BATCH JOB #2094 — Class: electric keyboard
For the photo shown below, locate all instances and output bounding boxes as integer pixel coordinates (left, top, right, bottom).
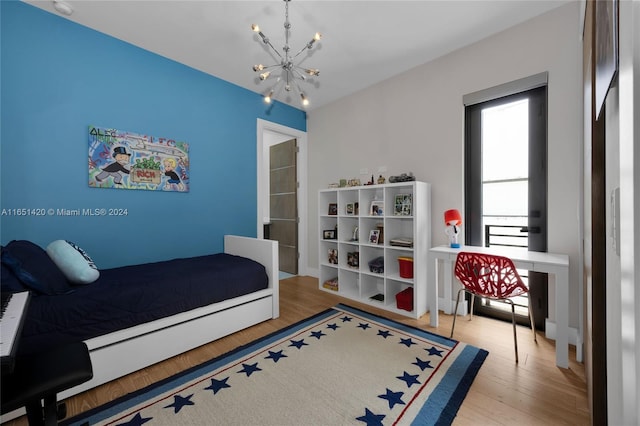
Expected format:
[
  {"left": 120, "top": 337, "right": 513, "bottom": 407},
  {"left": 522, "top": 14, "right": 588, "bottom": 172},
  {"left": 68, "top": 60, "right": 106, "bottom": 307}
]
[{"left": 0, "top": 291, "right": 30, "bottom": 373}]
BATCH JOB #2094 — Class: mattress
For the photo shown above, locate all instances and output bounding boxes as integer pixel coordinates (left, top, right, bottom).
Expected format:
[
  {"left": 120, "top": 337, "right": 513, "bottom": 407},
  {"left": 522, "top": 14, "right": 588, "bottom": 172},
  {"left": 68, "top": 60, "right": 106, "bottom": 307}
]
[{"left": 18, "top": 253, "right": 268, "bottom": 355}]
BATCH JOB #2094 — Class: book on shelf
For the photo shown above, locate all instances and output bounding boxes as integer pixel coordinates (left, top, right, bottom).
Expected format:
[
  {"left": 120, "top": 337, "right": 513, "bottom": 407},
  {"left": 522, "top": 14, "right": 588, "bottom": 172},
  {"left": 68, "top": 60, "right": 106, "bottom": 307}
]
[
  {"left": 390, "top": 237, "right": 414, "bottom": 248},
  {"left": 322, "top": 277, "right": 339, "bottom": 291}
]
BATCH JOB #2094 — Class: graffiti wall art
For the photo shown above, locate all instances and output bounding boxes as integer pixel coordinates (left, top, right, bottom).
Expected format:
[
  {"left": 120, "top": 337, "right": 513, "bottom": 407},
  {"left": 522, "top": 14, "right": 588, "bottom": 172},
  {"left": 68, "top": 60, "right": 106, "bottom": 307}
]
[{"left": 88, "top": 126, "right": 190, "bottom": 192}]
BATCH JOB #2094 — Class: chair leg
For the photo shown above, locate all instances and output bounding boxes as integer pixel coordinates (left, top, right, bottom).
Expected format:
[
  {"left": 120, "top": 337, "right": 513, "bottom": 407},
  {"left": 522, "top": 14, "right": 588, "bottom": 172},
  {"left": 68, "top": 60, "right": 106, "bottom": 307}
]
[
  {"left": 450, "top": 288, "right": 466, "bottom": 338},
  {"left": 469, "top": 294, "right": 476, "bottom": 320},
  {"left": 508, "top": 299, "right": 519, "bottom": 363}
]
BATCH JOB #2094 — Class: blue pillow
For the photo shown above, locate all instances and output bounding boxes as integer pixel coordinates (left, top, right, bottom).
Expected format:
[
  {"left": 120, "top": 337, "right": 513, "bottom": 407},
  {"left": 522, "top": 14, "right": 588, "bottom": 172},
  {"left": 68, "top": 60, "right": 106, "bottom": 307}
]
[
  {"left": 46, "top": 240, "right": 100, "bottom": 284},
  {"left": 0, "top": 252, "right": 25, "bottom": 293},
  {"left": 3, "top": 240, "right": 72, "bottom": 295}
]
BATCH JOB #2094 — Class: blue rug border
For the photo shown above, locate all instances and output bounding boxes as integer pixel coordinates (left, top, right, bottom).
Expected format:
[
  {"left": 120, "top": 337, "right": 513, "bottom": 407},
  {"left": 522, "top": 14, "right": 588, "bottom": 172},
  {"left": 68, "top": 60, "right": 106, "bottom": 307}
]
[{"left": 61, "top": 303, "right": 489, "bottom": 426}]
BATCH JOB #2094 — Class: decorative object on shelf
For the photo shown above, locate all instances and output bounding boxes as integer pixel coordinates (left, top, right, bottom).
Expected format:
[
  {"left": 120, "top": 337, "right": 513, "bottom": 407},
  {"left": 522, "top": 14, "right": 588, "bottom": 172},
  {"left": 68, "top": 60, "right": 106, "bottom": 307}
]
[
  {"left": 388, "top": 172, "right": 415, "bottom": 183},
  {"left": 328, "top": 183, "right": 339, "bottom": 189},
  {"left": 322, "top": 277, "right": 338, "bottom": 291},
  {"left": 364, "top": 174, "right": 375, "bottom": 185},
  {"left": 348, "top": 178, "right": 361, "bottom": 187},
  {"left": 328, "top": 249, "right": 338, "bottom": 264},
  {"left": 376, "top": 222, "right": 384, "bottom": 244},
  {"left": 394, "top": 194, "right": 412, "bottom": 216},
  {"left": 350, "top": 226, "right": 359, "bottom": 242},
  {"left": 368, "top": 256, "right": 385, "bottom": 274},
  {"left": 370, "top": 201, "right": 384, "bottom": 216},
  {"left": 368, "top": 229, "right": 380, "bottom": 245},
  {"left": 328, "top": 203, "right": 338, "bottom": 215},
  {"left": 370, "top": 293, "right": 384, "bottom": 302},
  {"left": 444, "top": 209, "right": 463, "bottom": 248},
  {"left": 398, "top": 257, "right": 414, "bottom": 279},
  {"left": 395, "top": 287, "right": 414, "bottom": 311},
  {"left": 377, "top": 175, "right": 386, "bottom": 184},
  {"left": 354, "top": 202, "right": 359, "bottom": 215},
  {"left": 323, "top": 229, "right": 336, "bottom": 240},
  {"left": 250, "top": 0, "right": 322, "bottom": 107},
  {"left": 347, "top": 251, "right": 359, "bottom": 268},
  {"left": 339, "top": 179, "right": 347, "bottom": 188}
]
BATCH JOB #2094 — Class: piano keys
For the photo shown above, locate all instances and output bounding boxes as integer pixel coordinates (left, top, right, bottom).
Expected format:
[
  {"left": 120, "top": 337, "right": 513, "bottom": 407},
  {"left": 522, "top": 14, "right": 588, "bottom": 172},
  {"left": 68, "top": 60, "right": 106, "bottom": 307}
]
[{"left": 1, "top": 291, "right": 30, "bottom": 373}]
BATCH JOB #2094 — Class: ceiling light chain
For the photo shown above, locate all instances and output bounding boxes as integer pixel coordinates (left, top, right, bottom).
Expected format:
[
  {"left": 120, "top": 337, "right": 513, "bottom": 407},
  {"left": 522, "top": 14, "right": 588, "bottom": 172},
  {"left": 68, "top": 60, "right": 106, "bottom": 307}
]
[{"left": 251, "top": 0, "right": 321, "bottom": 107}]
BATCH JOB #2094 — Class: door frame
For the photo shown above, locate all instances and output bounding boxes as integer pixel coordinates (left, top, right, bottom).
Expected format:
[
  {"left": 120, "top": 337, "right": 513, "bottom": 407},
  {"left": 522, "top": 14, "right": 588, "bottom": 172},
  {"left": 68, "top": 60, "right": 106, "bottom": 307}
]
[{"left": 256, "top": 118, "right": 308, "bottom": 276}]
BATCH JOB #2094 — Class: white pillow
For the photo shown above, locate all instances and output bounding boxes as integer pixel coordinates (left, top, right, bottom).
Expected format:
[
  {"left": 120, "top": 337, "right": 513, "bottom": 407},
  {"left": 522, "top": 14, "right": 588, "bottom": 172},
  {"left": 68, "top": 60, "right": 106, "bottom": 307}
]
[{"left": 46, "top": 240, "right": 99, "bottom": 284}]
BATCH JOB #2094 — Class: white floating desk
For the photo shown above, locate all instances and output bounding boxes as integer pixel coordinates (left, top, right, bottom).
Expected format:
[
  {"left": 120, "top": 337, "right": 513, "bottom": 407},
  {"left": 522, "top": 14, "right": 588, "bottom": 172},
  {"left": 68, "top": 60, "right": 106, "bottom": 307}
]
[{"left": 427, "top": 245, "right": 571, "bottom": 369}]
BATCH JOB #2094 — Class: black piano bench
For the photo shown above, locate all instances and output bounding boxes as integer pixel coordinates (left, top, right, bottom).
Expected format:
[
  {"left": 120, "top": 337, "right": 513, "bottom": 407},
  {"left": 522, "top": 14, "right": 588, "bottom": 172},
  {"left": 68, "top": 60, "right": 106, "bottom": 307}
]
[{"left": 1, "top": 341, "right": 93, "bottom": 426}]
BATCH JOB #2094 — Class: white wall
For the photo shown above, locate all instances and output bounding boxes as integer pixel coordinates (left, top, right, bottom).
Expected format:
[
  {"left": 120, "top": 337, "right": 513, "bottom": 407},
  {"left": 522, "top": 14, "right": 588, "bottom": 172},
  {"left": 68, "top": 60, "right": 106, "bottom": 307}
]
[{"left": 307, "top": 3, "right": 583, "bottom": 331}]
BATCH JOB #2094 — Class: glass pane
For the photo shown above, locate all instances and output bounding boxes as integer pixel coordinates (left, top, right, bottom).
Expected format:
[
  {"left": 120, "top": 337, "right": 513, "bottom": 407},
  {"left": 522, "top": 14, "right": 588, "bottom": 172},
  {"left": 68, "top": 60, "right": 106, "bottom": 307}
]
[
  {"left": 481, "top": 99, "right": 529, "bottom": 182},
  {"left": 482, "top": 180, "right": 528, "bottom": 216}
]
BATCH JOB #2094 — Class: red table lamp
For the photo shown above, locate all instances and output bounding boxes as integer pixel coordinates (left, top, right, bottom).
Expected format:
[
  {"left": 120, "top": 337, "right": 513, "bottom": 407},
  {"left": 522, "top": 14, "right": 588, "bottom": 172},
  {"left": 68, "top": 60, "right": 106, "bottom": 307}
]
[{"left": 444, "top": 209, "right": 462, "bottom": 248}]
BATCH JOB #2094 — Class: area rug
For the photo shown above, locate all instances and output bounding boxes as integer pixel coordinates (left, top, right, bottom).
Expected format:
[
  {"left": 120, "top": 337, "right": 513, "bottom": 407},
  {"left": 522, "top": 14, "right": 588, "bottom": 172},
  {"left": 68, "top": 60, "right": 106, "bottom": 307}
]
[{"left": 62, "top": 304, "right": 488, "bottom": 426}]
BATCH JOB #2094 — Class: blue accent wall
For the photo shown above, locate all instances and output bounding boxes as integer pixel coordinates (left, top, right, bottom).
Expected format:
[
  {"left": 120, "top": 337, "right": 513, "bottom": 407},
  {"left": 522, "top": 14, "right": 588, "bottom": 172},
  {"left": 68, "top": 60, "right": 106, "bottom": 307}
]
[{"left": 0, "top": 1, "right": 306, "bottom": 268}]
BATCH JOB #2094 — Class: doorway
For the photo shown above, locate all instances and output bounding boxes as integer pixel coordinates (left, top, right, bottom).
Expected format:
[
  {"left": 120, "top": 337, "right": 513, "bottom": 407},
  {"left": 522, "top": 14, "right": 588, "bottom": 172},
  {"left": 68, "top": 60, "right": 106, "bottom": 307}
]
[
  {"left": 464, "top": 80, "right": 548, "bottom": 330},
  {"left": 268, "top": 139, "right": 298, "bottom": 275},
  {"left": 256, "top": 119, "right": 308, "bottom": 277}
]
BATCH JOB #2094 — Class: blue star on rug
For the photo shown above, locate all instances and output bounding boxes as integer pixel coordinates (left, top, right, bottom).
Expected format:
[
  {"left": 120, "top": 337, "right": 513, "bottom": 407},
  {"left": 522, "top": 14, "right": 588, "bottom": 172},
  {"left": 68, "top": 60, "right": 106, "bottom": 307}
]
[
  {"left": 426, "top": 346, "right": 444, "bottom": 357},
  {"left": 377, "top": 388, "right": 406, "bottom": 409},
  {"left": 327, "top": 323, "right": 340, "bottom": 330},
  {"left": 357, "top": 323, "right": 371, "bottom": 330},
  {"left": 204, "top": 377, "right": 230, "bottom": 394},
  {"left": 340, "top": 315, "right": 352, "bottom": 322},
  {"left": 163, "top": 394, "right": 194, "bottom": 413},
  {"left": 310, "top": 330, "right": 326, "bottom": 339},
  {"left": 237, "top": 362, "right": 262, "bottom": 377},
  {"left": 412, "top": 357, "right": 434, "bottom": 371},
  {"left": 377, "top": 329, "right": 393, "bottom": 339},
  {"left": 265, "top": 349, "right": 288, "bottom": 363},
  {"left": 356, "top": 408, "right": 385, "bottom": 425},
  {"left": 396, "top": 371, "right": 421, "bottom": 388},
  {"left": 399, "top": 337, "right": 417, "bottom": 347},
  {"left": 116, "top": 412, "right": 152, "bottom": 426},
  {"left": 289, "top": 339, "right": 308, "bottom": 349}
]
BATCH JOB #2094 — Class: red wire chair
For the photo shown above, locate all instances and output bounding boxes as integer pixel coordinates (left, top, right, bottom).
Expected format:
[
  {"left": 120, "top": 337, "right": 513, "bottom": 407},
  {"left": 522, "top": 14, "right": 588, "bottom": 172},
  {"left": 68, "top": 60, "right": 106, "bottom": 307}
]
[{"left": 450, "top": 251, "right": 537, "bottom": 363}]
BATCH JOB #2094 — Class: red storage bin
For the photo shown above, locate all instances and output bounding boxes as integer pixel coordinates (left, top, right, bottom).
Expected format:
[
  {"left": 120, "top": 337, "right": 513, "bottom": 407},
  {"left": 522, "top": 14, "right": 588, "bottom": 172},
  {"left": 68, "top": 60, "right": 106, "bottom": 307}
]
[
  {"left": 398, "top": 257, "right": 413, "bottom": 278},
  {"left": 395, "top": 287, "right": 413, "bottom": 311}
]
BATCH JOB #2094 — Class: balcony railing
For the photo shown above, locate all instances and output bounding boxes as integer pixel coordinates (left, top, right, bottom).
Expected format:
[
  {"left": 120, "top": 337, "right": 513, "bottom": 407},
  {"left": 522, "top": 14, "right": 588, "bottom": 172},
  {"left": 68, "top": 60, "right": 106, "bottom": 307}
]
[{"left": 479, "top": 221, "right": 530, "bottom": 317}]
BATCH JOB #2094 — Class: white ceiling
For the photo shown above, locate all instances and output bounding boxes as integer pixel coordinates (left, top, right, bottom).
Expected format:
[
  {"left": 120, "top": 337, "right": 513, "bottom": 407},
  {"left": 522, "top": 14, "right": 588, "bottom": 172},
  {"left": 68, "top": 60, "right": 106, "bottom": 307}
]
[{"left": 24, "top": 0, "right": 571, "bottom": 110}]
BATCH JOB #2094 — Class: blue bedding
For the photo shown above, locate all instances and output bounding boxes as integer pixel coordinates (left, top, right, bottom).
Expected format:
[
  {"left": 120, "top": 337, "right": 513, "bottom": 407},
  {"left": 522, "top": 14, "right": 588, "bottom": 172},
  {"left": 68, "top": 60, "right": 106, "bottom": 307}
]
[{"left": 15, "top": 253, "right": 269, "bottom": 355}]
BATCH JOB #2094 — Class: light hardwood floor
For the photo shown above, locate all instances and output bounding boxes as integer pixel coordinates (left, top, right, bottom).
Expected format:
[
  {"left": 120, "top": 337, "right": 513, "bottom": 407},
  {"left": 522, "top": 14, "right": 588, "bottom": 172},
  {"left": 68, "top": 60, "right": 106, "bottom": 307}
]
[{"left": 4, "top": 276, "right": 590, "bottom": 425}]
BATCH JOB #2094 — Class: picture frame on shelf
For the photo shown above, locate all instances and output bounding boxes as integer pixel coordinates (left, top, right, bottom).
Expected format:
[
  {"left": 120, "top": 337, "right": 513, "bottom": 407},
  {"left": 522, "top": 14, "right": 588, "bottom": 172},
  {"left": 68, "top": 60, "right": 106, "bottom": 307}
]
[
  {"left": 328, "top": 249, "right": 338, "bottom": 264},
  {"left": 347, "top": 251, "right": 359, "bottom": 268},
  {"left": 394, "top": 194, "right": 412, "bottom": 216},
  {"left": 369, "top": 229, "right": 380, "bottom": 244},
  {"left": 323, "top": 229, "right": 337, "bottom": 240},
  {"left": 345, "top": 203, "right": 355, "bottom": 215},
  {"left": 370, "top": 201, "right": 384, "bottom": 216},
  {"left": 328, "top": 203, "right": 338, "bottom": 215}
]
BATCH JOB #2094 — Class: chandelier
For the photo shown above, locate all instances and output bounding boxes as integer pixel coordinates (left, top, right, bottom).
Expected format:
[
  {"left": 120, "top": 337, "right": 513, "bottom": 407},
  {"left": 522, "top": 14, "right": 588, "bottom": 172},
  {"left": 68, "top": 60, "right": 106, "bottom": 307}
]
[{"left": 251, "top": 0, "right": 322, "bottom": 107}]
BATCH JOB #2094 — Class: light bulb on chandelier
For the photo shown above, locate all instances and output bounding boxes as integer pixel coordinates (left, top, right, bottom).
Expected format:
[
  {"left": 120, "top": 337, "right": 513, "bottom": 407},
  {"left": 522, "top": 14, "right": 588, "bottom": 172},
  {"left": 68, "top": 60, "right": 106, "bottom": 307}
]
[{"left": 250, "top": 0, "right": 322, "bottom": 108}]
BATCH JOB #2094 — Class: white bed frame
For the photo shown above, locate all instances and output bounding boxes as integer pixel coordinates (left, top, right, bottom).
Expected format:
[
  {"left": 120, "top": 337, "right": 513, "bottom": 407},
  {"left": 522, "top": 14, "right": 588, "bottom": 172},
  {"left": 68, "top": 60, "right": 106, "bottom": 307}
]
[{"left": 2, "top": 235, "right": 278, "bottom": 422}]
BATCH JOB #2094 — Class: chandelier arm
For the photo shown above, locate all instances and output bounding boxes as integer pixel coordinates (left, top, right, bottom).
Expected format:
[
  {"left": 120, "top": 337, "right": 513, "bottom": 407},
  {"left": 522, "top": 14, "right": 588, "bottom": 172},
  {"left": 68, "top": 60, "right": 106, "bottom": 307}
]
[
  {"left": 291, "top": 67, "right": 308, "bottom": 81},
  {"left": 260, "top": 37, "right": 284, "bottom": 61},
  {"left": 293, "top": 45, "right": 310, "bottom": 59}
]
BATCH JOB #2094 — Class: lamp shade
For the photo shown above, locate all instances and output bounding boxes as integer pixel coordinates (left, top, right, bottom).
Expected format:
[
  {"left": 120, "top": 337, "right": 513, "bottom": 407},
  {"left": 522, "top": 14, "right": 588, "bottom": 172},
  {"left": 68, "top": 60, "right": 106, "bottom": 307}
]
[{"left": 444, "top": 209, "right": 462, "bottom": 226}]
